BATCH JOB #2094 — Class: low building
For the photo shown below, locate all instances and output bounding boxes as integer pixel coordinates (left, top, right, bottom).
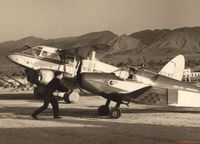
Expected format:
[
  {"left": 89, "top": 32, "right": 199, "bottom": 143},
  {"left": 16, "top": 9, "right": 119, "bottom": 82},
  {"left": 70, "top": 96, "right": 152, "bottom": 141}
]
[{"left": 182, "top": 68, "right": 200, "bottom": 83}]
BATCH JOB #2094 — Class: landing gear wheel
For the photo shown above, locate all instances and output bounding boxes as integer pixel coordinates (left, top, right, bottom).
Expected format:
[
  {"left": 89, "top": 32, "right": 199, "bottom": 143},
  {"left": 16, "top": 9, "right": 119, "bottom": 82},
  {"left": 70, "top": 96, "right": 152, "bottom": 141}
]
[
  {"left": 110, "top": 107, "right": 121, "bottom": 119},
  {"left": 98, "top": 105, "right": 110, "bottom": 116}
]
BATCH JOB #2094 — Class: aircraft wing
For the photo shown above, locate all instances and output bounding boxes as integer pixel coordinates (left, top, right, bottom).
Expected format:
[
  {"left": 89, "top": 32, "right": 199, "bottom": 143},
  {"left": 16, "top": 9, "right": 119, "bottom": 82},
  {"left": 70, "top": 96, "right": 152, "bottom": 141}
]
[
  {"left": 117, "top": 86, "right": 168, "bottom": 105},
  {"left": 59, "top": 44, "right": 110, "bottom": 59}
]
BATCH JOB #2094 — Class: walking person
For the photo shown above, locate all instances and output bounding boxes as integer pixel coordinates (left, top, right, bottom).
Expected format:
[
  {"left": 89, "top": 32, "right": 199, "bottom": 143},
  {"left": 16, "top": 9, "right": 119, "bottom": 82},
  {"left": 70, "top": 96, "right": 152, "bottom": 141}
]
[{"left": 31, "top": 71, "right": 67, "bottom": 120}]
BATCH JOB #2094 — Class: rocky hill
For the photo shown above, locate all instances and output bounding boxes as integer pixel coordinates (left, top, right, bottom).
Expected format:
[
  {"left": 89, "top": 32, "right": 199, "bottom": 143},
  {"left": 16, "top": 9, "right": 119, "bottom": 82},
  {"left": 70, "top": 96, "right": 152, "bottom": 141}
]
[
  {"left": 1, "top": 27, "right": 200, "bottom": 74},
  {"left": 103, "top": 27, "right": 200, "bottom": 68}
]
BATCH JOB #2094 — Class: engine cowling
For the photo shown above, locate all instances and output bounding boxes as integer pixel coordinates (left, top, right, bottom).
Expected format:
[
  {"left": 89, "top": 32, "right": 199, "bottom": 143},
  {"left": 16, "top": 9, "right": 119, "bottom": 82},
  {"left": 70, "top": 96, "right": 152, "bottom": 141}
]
[
  {"left": 25, "top": 69, "right": 40, "bottom": 85},
  {"left": 25, "top": 68, "right": 55, "bottom": 85}
]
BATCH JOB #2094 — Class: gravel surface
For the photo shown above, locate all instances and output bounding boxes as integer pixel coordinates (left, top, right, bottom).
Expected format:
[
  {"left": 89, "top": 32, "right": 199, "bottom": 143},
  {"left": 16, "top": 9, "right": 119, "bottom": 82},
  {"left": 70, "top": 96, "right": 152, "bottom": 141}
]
[{"left": 0, "top": 92, "right": 200, "bottom": 144}]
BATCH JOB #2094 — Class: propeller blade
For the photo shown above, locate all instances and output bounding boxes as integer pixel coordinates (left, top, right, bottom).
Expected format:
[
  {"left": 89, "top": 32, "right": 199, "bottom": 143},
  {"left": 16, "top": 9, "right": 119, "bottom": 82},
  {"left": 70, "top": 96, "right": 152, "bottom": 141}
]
[
  {"left": 71, "top": 59, "right": 83, "bottom": 91},
  {"left": 25, "top": 45, "right": 31, "bottom": 49},
  {"left": 76, "top": 58, "right": 82, "bottom": 77}
]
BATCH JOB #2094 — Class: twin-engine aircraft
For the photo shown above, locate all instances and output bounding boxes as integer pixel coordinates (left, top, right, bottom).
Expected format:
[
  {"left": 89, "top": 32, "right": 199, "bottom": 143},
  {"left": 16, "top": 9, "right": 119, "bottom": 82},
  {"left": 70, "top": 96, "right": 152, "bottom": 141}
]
[
  {"left": 8, "top": 45, "right": 118, "bottom": 102},
  {"left": 70, "top": 55, "right": 200, "bottom": 118}
]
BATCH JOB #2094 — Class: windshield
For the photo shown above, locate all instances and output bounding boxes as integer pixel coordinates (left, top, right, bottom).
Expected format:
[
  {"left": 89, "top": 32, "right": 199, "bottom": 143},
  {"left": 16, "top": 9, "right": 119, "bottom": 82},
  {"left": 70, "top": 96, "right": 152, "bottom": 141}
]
[
  {"left": 114, "top": 66, "right": 137, "bottom": 80},
  {"left": 23, "top": 46, "right": 42, "bottom": 56}
]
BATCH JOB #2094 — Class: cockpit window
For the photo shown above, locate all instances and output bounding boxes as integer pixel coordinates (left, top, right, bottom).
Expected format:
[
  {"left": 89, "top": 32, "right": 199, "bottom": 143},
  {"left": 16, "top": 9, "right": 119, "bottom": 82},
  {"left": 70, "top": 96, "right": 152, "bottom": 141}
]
[
  {"left": 23, "top": 46, "right": 42, "bottom": 56},
  {"left": 113, "top": 67, "right": 129, "bottom": 79},
  {"left": 114, "top": 67, "right": 137, "bottom": 80},
  {"left": 128, "top": 67, "right": 137, "bottom": 79}
]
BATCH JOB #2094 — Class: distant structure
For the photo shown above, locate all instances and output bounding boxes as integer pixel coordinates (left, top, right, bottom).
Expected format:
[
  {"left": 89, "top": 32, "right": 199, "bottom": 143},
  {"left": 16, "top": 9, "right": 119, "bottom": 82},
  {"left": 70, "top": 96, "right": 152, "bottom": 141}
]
[{"left": 182, "top": 68, "right": 200, "bottom": 83}]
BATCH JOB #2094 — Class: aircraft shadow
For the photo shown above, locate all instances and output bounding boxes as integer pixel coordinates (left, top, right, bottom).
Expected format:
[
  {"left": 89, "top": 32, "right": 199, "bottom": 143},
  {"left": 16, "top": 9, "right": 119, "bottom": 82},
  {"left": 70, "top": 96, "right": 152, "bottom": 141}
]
[{"left": 122, "top": 107, "right": 200, "bottom": 114}]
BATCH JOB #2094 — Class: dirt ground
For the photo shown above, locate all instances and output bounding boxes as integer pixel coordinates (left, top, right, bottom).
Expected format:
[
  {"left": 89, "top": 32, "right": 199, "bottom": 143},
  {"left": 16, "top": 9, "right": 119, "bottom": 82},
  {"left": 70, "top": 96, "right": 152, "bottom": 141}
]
[{"left": 0, "top": 92, "right": 200, "bottom": 144}]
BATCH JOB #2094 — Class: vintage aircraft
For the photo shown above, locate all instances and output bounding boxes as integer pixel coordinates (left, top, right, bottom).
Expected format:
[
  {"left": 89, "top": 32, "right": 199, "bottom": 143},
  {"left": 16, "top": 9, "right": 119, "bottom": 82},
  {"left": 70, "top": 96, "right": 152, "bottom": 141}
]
[
  {"left": 70, "top": 54, "right": 200, "bottom": 118},
  {"left": 7, "top": 45, "right": 118, "bottom": 102}
]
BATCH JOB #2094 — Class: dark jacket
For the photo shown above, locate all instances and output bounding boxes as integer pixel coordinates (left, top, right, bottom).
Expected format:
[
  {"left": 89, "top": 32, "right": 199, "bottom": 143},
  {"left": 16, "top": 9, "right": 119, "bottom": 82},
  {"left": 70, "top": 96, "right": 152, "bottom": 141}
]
[{"left": 47, "top": 78, "right": 67, "bottom": 92}]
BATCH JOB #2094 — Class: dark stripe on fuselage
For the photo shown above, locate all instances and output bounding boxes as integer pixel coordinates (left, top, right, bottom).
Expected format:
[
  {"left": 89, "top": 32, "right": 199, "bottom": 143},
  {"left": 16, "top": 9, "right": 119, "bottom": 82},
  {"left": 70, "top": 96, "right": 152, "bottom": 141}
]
[
  {"left": 13, "top": 52, "right": 65, "bottom": 65},
  {"left": 136, "top": 69, "right": 200, "bottom": 93},
  {"left": 155, "top": 74, "right": 200, "bottom": 93}
]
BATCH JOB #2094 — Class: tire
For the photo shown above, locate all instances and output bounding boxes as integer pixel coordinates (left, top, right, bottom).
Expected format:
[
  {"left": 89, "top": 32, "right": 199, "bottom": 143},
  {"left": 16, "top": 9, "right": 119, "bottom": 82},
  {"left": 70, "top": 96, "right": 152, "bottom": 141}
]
[
  {"left": 98, "top": 105, "right": 110, "bottom": 116},
  {"left": 110, "top": 107, "right": 121, "bottom": 119}
]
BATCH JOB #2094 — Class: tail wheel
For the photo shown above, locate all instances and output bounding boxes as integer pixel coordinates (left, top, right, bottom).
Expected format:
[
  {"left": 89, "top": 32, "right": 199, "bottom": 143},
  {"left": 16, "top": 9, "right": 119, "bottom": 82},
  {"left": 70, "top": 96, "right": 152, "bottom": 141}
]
[
  {"left": 98, "top": 105, "right": 110, "bottom": 116},
  {"left": 110, "top": 107, "right": 121, "bottom": 119}
]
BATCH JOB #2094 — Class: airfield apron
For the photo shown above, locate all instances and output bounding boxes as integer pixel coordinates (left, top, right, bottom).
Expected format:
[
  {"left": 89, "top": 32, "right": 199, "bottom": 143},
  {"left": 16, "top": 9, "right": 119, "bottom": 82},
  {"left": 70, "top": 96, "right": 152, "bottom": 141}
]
[{"left": 32, "top": 89, "right": 59, "bottom": 117}]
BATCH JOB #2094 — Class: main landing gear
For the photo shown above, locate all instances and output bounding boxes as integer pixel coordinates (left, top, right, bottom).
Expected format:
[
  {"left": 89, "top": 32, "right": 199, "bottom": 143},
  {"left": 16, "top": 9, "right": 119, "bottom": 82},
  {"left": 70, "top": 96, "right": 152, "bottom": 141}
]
[{"left": 98, "top": 100, "right": 122, "bottom": 119}]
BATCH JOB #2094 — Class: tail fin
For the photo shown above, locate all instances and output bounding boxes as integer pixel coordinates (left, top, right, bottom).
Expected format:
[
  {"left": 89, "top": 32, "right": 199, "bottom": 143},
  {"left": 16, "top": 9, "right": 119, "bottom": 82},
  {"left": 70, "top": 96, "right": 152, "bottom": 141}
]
[{"left": 159, "top": 55, "right": 185, "bottom": 81}]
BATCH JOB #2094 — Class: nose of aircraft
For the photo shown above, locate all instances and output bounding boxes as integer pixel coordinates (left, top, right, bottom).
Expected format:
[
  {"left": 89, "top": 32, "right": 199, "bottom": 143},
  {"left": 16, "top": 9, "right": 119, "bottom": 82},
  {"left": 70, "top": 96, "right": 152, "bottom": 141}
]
[
  {"left": 78, "top": 73, "right": 99, "bottom": 93},
  {"left": 7, "top": 54, "right": 16, "bottom": 62},
  {"left": 79, "top": 73, "right": 106, "bottom": 91},
  {"left": 7, "top": 54, "right": 22, "bottom": 65},
  {"left": 78, "top": 73, "right": 95, "bottom": 88}
]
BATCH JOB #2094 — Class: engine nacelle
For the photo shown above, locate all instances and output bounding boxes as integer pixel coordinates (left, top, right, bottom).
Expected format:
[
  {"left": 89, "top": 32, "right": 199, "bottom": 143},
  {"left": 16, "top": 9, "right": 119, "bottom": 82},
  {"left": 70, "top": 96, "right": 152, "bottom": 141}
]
[
  {"left": 25, "top": 68, "right": 55, "bottom": 85},
  {"left": 25, "top": 69, "right": 39, "bottom": 85}
]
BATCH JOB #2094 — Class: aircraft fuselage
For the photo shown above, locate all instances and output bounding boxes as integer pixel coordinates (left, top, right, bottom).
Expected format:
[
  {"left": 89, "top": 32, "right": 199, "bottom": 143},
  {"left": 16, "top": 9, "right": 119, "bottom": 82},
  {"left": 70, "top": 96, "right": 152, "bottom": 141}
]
[{"left": 80, "top": 70, "right": 200, "bottom": 107}]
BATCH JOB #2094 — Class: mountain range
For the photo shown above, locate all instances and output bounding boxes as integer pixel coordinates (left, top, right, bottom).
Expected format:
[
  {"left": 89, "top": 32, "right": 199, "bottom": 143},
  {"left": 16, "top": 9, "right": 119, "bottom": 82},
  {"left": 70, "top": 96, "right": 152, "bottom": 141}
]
[{"left": 1, "top": 27, "right": 200, "bottom": 74}]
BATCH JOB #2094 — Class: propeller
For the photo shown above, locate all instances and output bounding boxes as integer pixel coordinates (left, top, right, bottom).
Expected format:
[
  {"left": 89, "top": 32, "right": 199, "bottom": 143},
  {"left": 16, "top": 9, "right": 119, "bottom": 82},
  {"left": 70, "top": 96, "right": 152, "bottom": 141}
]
[
  {"left": 25, "top": 45, "right": 31, "bottom": 49},
  {"left": 76, "top": 58, "right": 82, "bottom": 80},
  {"left": 70, "top": 58, "right": 83, "bottom": 92},
  {"left": 62, "top": 58, "right": 83, "bottom": 103}
]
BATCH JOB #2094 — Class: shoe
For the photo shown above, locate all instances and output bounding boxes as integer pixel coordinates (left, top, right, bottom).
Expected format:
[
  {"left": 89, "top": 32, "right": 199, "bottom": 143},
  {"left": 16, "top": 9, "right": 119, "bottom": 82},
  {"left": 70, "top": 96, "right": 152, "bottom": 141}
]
[
  {"left": 31, "top": 114, "right": 39, "bottom": 120},
  {"left": 54, "top": 116, "right": 62, "bottom": 119}
]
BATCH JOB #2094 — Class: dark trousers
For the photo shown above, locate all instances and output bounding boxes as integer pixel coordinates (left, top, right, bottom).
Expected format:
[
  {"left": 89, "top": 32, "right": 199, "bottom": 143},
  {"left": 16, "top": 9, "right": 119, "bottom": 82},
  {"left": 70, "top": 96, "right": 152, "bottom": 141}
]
[{"left": 32, "top": 90, "right": 59, "bottom": 117}]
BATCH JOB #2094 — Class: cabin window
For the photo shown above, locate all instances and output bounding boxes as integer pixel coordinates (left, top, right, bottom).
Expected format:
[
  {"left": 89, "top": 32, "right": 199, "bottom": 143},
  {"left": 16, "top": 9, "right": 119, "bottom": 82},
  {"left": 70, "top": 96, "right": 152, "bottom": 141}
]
[
  {"left": 64, "top": 57, "right": 74, "bottom": 64},
  {"left": 41, "top": 51, "right": 61, "bottom": 61},
  {"left": 34, "top": 47, "right": 42, "bottom": 56}
]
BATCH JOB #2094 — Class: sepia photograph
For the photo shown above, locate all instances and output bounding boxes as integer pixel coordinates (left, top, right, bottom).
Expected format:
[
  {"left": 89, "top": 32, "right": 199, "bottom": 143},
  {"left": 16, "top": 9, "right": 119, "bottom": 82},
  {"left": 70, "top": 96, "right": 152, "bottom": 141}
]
[{"left": 1, "top": 0, "right": 200, "bottom": 143}]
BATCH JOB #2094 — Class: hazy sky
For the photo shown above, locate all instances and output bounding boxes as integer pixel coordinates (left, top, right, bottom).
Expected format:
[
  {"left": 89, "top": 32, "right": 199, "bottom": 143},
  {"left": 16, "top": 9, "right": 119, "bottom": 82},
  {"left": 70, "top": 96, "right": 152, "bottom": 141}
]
[{"left": 0, "top": 0, "right": 200, "bottom": 42}]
